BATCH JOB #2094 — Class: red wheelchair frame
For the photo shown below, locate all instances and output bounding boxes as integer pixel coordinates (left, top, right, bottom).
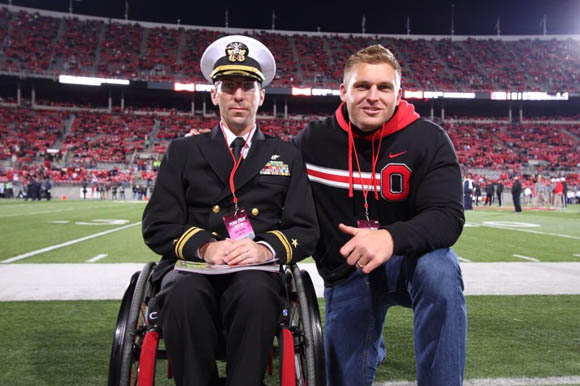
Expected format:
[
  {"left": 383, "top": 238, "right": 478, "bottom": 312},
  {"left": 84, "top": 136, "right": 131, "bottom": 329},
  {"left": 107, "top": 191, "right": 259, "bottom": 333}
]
[{"left": 107, "top": 262, "right": 324, "bottom": 386}]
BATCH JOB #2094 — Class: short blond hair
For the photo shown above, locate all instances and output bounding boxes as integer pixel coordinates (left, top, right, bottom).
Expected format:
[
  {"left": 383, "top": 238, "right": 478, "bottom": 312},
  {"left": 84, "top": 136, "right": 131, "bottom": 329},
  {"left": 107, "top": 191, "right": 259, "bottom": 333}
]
[{"left": 343, "top": 45, "right": 402, "bottom": 86}]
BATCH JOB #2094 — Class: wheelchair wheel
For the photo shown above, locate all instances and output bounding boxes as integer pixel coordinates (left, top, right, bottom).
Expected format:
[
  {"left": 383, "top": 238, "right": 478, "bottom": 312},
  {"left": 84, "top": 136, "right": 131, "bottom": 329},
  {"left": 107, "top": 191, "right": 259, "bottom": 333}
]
[
  {"left": 108, "top": 262, "right": 156, "bottom": 386},
  {"left": 108, "top": 271, "right": 139, "bottom": 386},
  {"left": 285, "top": 265, "right": 325, "bottom": 386}
]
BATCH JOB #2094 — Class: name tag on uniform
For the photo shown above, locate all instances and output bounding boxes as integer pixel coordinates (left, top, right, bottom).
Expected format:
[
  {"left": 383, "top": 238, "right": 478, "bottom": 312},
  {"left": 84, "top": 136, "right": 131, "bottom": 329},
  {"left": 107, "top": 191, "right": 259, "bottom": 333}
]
[
  {"left": 223, "top": 209, "right": 255, "bottom": 240},
  {"left": 357, "top": 219, "right": 380, "bottom": 229}
]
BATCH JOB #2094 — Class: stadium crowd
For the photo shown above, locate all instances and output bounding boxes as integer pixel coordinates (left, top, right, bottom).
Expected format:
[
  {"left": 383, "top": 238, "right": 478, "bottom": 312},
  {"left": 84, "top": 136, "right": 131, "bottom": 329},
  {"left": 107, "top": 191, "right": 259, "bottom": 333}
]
[
  {"left": 1, "top": 7, "right": 580, "bottom": 91},
  {"left": 1, "top": 104, "right": 579, "bottom": 204},
  {"left": 0, "top": 6, "right": 579, "bottom": 206}
]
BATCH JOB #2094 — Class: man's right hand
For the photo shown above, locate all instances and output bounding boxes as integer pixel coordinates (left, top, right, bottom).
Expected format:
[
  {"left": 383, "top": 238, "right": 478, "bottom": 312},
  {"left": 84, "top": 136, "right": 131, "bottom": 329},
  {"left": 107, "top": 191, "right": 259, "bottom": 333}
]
[
  {"left": 338, "top": 223, "right": 394, "bottom": 274},
  {"left": 199, "top": 239, "right": 234, "bottom": 264}
]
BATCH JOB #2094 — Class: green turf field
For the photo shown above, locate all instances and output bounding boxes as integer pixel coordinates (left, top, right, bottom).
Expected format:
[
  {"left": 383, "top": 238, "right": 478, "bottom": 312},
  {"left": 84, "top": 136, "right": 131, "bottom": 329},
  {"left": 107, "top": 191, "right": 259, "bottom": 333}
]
[
  {"left": 1, "top": 199, "right": 579, "bottom": 384},
  {"left": 456, "top": 207, "right": 580, "bottom": 263},
  {"left": 1, "top": 200, "right": 579, "bottom": 263},
  {"left": 1, "top": 296, "right": 579, "bottom": 385},
  {"left": 0, "top": 200, "right": 157, "bottom": 263}
]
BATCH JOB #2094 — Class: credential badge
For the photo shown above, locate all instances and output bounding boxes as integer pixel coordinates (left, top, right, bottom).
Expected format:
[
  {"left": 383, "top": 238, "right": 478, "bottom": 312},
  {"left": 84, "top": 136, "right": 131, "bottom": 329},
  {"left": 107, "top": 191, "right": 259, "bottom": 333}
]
[{"left": 226, "top": 42, "right": 248, "bottom": 63}]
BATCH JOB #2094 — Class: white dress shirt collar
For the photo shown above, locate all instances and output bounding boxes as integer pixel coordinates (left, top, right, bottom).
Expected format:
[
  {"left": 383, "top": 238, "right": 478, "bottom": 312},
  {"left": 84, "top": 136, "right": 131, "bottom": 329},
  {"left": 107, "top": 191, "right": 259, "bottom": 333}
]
[{"left": 220, "top": 121, "right": 256, "bottom": 159}]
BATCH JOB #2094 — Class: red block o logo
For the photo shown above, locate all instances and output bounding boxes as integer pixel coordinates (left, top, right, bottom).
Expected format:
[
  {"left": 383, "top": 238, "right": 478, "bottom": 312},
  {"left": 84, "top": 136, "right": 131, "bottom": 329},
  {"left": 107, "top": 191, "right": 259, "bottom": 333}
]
[{"left": 381, "top": 163, "right": 412, "bottom": 201}]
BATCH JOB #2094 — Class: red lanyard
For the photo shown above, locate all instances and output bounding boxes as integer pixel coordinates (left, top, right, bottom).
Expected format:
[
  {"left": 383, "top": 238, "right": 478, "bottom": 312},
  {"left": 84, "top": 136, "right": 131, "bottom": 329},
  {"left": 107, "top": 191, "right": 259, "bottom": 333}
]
[
  {"left": 348, "top": 122, "right": 385, "bottom": 220},
  {"left": 221, "top": 126, "right": 252, "bottom": 210}
]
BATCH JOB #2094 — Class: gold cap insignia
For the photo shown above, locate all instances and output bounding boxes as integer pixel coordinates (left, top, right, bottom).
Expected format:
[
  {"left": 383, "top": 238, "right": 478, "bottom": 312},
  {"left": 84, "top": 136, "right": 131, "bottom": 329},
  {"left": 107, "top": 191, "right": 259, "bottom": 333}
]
[{"left": 226, "top": 42, "right": 248, "bottom": 63}]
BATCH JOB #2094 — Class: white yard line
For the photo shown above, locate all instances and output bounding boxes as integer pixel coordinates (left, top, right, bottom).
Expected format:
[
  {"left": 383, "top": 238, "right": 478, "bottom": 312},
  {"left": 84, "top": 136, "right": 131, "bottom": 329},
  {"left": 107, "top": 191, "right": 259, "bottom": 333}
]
[
  {"left": 0, "top": 203, "right": 62, "bottom": 208},
  {"left": 0, "top": 203, "right": 134, "bottom": 218},
  {"left": 86, "top": 254, "right": 108, "bottom": 263},
  {"left": 573, "top": 254, "right": 580, "bottom": 258},
  {"left": 512, "top": 254, "right": 540, "bottom": 262},
  {"left": 458, "top": 256, "right": 471, "bottom": 262},
  {"left": 0, "top": 222, "right": 141, "bottom": 263},
  {"left": 0, "top": 207, "right": 75, "bottom": 218},
  {"left": 481, "top": 224, "right": 580, "bottom": 240},
  {"left": 376, "top": 375, "right": 580, "bottom": 385}
]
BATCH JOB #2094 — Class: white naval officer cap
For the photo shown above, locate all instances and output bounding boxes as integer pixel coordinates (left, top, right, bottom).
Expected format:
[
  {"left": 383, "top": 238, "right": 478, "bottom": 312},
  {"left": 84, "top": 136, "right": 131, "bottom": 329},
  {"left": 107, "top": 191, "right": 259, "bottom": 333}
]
[{"left": 200, "top": 35, "right": 276, "bottom": 87}]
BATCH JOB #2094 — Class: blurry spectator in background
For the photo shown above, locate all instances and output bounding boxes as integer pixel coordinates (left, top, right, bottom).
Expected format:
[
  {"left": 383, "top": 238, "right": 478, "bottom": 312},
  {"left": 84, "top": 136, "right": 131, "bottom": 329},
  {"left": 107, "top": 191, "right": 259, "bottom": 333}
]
[
  {"left": 549, "top": 178, "right": 556, "bottom": 206},
  {"left": 26, "top": 177, "right": 40, "bottom": 201},
  {"left": 120, "top": 185, "right": 126, "bottom": 200},
  {"left": 10, "top": 153, "right": 18, "bottom": 168},
  {"left": 82, "top": 180, "right": 88, "bottom": 199},
  {"left": 153, "top": 158, "right": 161, "bottom": 171},
  {"left": 554, "top": 178, "right": 563, "bottom": 208},
  {"left": 34, "top": 178, "right": 41, "bottom": 200},
  {"left": 512, "top": 176, "right": 522, "bottom": 213},
  {"left": 111, "top": 185, "right": 118, "bottom": 200},
  {"left": 496, "top": 180, "right": 504, "bottom": 206},
  {"left": 535, "top": 176, "right": 549, "bottom": 207},
  {"left": 43, "top": 179, "right": 52, "bottom": 200},
  {"left": 5, "top": 181, "right": 13, "bottom": 198},
  {"left": 99, "top": 185, "right": 106, "bottom": 200},
  {"left": 17, "top": 183, "right": 26, "bottom": 199},
  {"left": 474, "top": 181, "right": 482, "bottom": 206},
  {"left": 562, "top": 178, "right": 568, "bottom": 208},
  {"left": 463, "top": 173, "right": 474, "bottom": 210},
  {"left": 140, "top": 185, "right": 148, "bottom": 200},
  {"left": 485, "top": 179, "right": 495, "bottom": 206},
  {"left": 566, "top": 188, "right": 574, "bottom": 205}
]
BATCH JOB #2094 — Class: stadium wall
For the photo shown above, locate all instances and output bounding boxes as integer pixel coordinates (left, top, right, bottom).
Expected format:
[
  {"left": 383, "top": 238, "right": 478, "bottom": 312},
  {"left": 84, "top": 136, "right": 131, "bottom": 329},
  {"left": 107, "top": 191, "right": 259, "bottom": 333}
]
[{"left": 49, "top": 185, "right": 132, "bottom": 201}]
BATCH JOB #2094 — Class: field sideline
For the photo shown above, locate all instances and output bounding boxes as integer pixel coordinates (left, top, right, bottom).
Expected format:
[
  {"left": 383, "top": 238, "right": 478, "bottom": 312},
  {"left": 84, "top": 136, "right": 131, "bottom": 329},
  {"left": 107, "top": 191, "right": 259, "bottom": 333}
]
[
  {"left": 1, "top": 199, "right": 579, "bottom": 385},
  {"left": 1, "top": 200, "right": 579, "bottom": 264},
  {"left": 1, "top": 199, "right": 579, "bottom": 299}
]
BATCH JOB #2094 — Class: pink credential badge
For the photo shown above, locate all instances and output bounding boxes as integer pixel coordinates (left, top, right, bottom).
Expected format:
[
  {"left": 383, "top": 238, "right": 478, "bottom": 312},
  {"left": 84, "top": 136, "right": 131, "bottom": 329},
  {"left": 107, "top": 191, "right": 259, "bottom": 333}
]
[
  {"left": 223, "top": 209, "right": 255, "bottom": 240},
  {"left": 357, "top": 219, "right": 380, "bottom": 229}
]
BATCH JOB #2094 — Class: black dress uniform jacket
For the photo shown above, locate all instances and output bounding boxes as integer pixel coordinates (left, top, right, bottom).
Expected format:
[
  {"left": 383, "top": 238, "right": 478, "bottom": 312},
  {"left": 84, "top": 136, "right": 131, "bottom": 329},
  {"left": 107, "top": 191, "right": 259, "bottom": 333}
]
[{"left": 143, "top": 125, "right": 319, "bottom": 282}]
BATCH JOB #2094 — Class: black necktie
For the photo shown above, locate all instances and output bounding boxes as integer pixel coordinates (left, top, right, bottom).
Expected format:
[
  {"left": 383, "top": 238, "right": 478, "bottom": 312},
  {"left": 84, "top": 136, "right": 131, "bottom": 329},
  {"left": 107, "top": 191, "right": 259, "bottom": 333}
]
[{"left": 231, "top": 137, "right": 245, "bottom": 160}]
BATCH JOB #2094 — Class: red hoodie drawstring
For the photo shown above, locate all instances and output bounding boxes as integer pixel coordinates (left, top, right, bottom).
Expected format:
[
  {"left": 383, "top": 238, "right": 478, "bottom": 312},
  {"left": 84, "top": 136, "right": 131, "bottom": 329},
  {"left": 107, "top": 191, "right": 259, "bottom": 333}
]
[
  {"left": 371, "top": 128, "right": 385, "bottom": 200},
  {"left": 348, "top": 119, "right": 387, "bottom": 201},
  {"left": 348, "top": 122, "right": 354, "bottom": 197}
]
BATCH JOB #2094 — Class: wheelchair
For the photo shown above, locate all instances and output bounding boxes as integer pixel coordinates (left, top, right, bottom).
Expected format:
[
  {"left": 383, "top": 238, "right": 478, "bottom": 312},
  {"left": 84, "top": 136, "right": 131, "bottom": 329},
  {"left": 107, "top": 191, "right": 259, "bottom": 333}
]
[{"left": 108, "top": 261, "right": 325, "bottom": 386}]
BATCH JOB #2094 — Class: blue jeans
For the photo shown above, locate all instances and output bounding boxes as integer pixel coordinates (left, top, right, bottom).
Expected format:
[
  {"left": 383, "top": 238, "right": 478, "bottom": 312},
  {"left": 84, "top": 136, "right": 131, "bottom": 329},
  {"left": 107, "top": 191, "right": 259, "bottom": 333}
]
[{"left": 324, "top": 248, "right": 467, "bottom": 386}]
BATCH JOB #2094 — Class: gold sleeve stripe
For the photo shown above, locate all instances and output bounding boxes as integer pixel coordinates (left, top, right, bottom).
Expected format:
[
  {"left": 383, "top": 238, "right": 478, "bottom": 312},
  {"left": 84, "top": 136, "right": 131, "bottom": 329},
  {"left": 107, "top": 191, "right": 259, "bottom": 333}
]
[
  {"left": 175, "top": 227, "right": 203, "bottom": 260},
  {"left": 268, "top": 230, "right": 293, "bottom": 263}
]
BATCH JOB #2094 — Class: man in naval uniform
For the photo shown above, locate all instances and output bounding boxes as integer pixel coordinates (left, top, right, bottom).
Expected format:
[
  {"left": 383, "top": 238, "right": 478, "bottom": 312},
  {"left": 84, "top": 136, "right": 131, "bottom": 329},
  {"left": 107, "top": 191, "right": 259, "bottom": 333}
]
[{"left": 142, "top": 35, "right": 318, "bottom": 386}]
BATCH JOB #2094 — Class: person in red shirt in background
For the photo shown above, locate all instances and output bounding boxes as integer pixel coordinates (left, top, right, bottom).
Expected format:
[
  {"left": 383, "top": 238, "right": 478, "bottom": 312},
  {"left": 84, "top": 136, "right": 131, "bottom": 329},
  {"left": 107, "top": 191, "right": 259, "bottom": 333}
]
[{"left": 554, "top": 178, "right": 564, "bottom": 208}]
